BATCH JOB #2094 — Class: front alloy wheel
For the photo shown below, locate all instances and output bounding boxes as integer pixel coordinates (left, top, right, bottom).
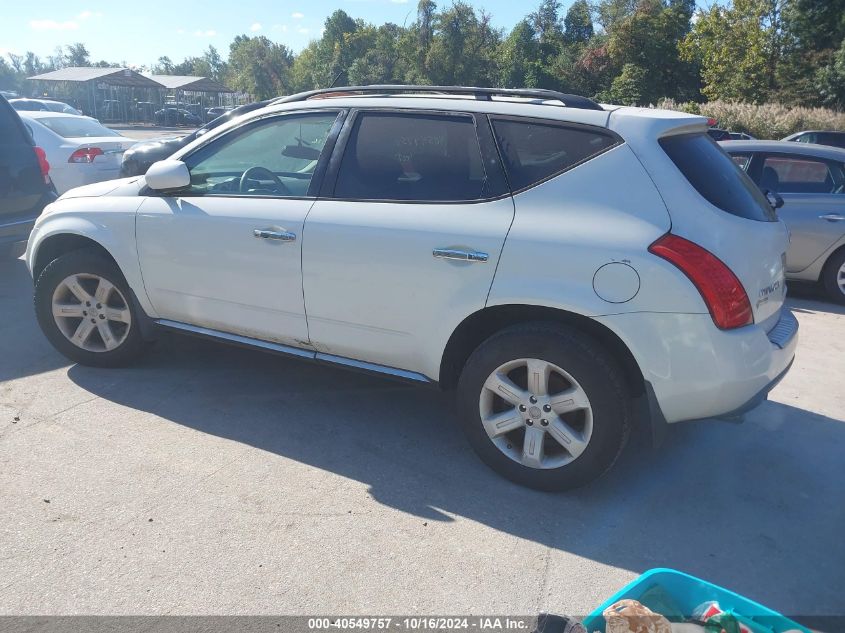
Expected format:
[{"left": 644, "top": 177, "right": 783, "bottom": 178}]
[
  {"left": 51, "top": 273, "right": 132, "bottom": 352},
  {"left": 35, "top": 248, "right": 147, "bottom": 367}
]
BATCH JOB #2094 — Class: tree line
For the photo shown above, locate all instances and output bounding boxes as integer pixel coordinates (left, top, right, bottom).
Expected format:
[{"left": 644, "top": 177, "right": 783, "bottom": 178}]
[{"left": 2, "top": 0, "right": 844, "bottom": 110}]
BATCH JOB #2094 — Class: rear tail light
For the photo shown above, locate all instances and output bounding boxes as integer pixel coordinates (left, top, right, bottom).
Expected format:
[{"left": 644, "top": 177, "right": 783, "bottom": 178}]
[
  {"left": 649, "top": 233, "right": 753, "bottom": 330},
  {"left": 34, "top": 146, "right": 50, "bottom": 183},
  {"left": 707, "top": 117, "right": 718, "bottom": 127},
  {"left": 68, "top": 147, "right": 104, "bottom": 164}
]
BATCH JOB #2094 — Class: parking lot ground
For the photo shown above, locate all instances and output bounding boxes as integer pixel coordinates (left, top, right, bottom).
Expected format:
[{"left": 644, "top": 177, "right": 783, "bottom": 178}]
[{"left": 1, "top": 255, "right": 843, "bottom": 618}]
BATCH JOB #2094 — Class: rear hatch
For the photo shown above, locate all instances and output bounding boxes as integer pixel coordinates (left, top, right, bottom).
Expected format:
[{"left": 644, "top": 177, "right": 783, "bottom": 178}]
[
  {"left": 611, "top": 108, "right": 788, "bottom": 330},
  {"left": 658, "top": 132, "right": 788, "bottom": 329}
]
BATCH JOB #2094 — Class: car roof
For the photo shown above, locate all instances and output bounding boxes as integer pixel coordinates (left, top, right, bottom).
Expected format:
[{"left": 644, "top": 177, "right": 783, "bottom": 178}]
[{"left": 720, "top": 139, "right": 845, "bottom": 160}]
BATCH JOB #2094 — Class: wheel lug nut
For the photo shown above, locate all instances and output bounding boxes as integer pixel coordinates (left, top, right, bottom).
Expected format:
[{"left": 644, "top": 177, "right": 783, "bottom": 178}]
[
  {"left": 543, "top": 404, "right": 552, "bottom": 412},
  {"left": 99, "top": 314, "right": 106, "bottom": 320},
  {"left": 85, "top": 302, "right": 91, "bottom": 307},
  {"left": 526, "top": 420, "right": 534, "bottom": 426},
  {"left": 90, "top": 319, "right": 96, "bottom": 324},
  {"left": 541, "top": 419, "right": 549, "bottom": 426},
  {"left": 96, "top": 303, "right": 102, "bottom": 309},
  {"left": 529, "top": 396, "right": 538, "bottom": 404},
  {"left": 518, "top": 405, "right": 527, "bottom": 412},
  {"left": 83, "top": 311, "right": 88, "bottom": 316}
]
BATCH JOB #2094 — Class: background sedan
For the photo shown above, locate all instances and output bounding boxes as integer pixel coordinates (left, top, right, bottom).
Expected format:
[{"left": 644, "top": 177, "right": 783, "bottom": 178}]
[
  {"left": 723, "top": 140, "right": 845, "bottom": 303},
  {"left": 154, "top": 108, "right": 202, "bottom": 127},
  {"left": 19, "top": 111, "right": 136, "bottom": 194}
]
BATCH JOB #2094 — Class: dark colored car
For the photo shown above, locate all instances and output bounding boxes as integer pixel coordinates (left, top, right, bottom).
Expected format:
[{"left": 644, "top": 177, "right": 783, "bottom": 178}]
[
  {"left": 0, "top": 95, "right": 56, "bottom": 259},
  {"left": 206, "top": 106, "right": 232, "bottom": 120},
  {"left": 706, "top": 128, "right": 731, "bottom": 141},
  {"left": 154, "top": 108, "right": 202, "bottom": 127},
  {"left": 121, "top": 101, "right": 269, "bottom": 177},
  {"left": 783, "top": 130, "right": 845, "bottom": 150}
]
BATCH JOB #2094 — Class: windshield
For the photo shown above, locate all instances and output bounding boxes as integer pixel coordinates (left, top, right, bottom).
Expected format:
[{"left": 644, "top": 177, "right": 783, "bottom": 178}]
[{"left": 37, "top": 116, "right": 121, "bottom": 139}]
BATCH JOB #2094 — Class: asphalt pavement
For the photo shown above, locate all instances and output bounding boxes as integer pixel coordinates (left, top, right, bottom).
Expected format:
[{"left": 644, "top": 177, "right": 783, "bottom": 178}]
[{"left": 1, "top": 255, "right": 843, "bottom": 618}]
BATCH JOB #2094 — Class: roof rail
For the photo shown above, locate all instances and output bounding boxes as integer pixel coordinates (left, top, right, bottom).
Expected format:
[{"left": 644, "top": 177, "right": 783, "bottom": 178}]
[{"left": 270, "top": 85, "right": 604, "bottom": 111}]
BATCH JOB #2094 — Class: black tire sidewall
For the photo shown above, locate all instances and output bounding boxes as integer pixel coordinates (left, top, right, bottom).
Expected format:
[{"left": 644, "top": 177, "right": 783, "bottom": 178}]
[
  {"left": 822, "top": 249, "right": 845, "bottom": 305},
  {"left": 457, "top": 323, "right": 630, "bottom": 491},
  {"left": 35, "top": 250, "right": 145, "bottom": 367}
]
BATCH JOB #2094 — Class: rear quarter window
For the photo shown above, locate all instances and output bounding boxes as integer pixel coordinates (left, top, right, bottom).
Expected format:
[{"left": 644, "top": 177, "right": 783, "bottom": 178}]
[
  {"left": 660, "top": 133, "right": 776, "bottom": 222},
  {"left": 491, "top": 118, "right": 619, "bottom": 192}
]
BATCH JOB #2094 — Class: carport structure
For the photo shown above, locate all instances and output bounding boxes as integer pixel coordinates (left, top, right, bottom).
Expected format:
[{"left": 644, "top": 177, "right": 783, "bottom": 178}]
[
  {"left": 27, "top": 67, "right": 163, "bottom": 123},
  {"left": 148, "top": 75, "right": 235, "bottom": 122}
]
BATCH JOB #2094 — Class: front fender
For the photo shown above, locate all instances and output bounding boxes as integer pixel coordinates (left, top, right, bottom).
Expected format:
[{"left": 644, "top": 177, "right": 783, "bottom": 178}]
[{"left": 26, "top": 198, "right": 157, "bottom": 318}]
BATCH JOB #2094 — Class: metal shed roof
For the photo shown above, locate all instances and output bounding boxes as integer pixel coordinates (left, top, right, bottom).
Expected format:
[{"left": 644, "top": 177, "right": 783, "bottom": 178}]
[
  {"left": 148, "top": 75, "right": 234, "bottom": 93},
  {"left": 28, "top": 67, "right": 163, "bottom": 88}
]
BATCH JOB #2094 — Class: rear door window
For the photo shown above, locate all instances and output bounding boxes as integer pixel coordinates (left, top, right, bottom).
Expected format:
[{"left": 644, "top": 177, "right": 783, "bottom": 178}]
[
  {"left": 761, "top": 155, "right": 844, "bottom": 194},
  {"left": 491, "top": 118, "right": 619, "bottom": 192},
  {"left": 333, "top": 111, "right": 495, "bottom": 202},
  {"left": 660, "top": 133, "right": 776, "bottom": 221}
]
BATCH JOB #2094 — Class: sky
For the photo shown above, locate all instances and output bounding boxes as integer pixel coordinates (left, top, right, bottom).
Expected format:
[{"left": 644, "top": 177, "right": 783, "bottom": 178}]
[{"left": 0, "top": 0, "right": 713, "bottom": 70}]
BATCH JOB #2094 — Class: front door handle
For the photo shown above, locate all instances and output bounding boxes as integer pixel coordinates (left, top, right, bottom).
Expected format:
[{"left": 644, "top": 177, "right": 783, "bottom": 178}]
[
  {"left": 433, "top": 248, "right": 489, "bottom": 263},
  {"left": 254, "top": 229, "right": 297, "bottom": 241},
  {"left": 819, "top": 214, "right": 845, "bottom": 222}
]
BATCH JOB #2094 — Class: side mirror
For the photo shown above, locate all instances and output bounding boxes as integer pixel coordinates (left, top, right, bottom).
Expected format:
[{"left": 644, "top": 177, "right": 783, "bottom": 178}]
[
  {"left": 145, "top": 160, "right": 190, "bottom": 191},
  {"left": 763, "top": 189, "right": 785, "bottom": 210}
]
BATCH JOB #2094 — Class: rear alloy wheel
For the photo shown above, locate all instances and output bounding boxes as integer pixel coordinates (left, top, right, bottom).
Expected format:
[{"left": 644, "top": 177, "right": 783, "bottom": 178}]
[
  {"left": 479, "top": 358, "right": 593, "bottom": 470},
  {"left": 822, "top": 249, "right": 845, "bottom": 305},
  {"left": 35, "top": 249, "right": 147, "bottom": 367},
  {"left": 457, "top": 323, "right": 630, "bottom": 491}
]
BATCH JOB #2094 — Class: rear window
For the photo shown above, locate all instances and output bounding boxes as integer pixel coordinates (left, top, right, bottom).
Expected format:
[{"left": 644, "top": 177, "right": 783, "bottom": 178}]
[
  {"left": 36, "top": 116, "right": 120, "bottom": 139},
  {"left": 660, "top": 133, "right": 776, "bottom": 222},
  {"left": 492, "top": 119, "right": 619, "bottom": 191}
]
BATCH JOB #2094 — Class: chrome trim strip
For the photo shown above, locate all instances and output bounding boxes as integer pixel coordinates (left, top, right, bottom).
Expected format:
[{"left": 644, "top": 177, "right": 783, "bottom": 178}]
[
  {"left": 156, "top": 319, "right": 313, "bottom": 358},
  {"left": 0, "top": 217, "right": 38, "bottom": 229},
  {"left": 767, "top": 309, "right": 798, "bottom": 350},
  {"left": 314, "top": 352, "right": 431, "bottom": 383},
  {"left": 155, "top": 319, "right": 432, "bottom": 383}
]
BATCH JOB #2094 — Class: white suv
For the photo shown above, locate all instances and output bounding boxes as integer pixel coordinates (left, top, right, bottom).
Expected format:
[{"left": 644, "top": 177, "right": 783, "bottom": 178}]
[{"left": 26, "top": 86, "right": 798, "bottom": 490}]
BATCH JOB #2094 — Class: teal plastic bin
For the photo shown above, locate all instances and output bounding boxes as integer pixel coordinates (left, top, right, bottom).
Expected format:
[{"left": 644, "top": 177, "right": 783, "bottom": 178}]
[{"left": 582, "top": 568, "right": 810, "bottom": 633}]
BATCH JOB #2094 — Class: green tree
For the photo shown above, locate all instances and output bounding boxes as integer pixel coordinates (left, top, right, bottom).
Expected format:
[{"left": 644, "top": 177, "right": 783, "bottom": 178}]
[
  {"left": 606, "top": 62, "right": 647, "bottom": 104},
  {"left": 64, "top": 43, "right": 91, "bottom": 67},
  {"left": 606, "top": 0, "right": 699, "bottom": 104},
  {"left": 563, "top": 0, "right": 593, "bottom": 45},
  {"left": 680, "top": 0, "right": 776, "bottom": 103},
  {"left": 227, "top": 35, "right": 294, "bottom": 99},
  {"left": 499, "top": 20, "right": 541, "bottom": 87}
]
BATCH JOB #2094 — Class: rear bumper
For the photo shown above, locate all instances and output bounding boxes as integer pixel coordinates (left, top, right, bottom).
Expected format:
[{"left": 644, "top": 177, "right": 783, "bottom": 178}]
[{"left": 596, "top": 308, "right": 798, "bottom": 425}]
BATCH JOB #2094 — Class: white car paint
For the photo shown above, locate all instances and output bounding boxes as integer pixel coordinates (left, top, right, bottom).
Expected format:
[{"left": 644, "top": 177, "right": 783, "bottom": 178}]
[
  {"left": 19, "top": 111, "right": 136, "bottom": 194},
  {"left": 26, "top": 94, "right": 797, "bottom": 427}
]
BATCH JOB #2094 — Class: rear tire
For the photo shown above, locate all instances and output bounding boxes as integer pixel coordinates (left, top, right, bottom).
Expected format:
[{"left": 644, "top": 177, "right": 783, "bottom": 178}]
[
  {"left": 821, "top": 249, "right": 845, "bottom": 305},
  {"left": 456, "top": 322, "right": 631, "bottom": 491},
  {"left": 35, "top": 249, "right": 148, "bottom": 367}
]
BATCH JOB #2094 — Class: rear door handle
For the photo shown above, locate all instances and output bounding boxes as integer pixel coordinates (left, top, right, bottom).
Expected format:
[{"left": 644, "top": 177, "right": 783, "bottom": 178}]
[
  {"left": 433, "top": 248, "right": 489, "bottom": 263},
  {"left": 819, "top": 214, "right": 845, "bottom": 222},
  {"left": 254, "top": 229, "right": 297, "bottom": 241}
]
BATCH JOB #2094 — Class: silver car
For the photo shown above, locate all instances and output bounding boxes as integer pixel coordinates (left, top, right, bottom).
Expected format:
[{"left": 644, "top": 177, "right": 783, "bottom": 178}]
[{"left": 723, "top": 140, "right": 845, "bottom": 303}]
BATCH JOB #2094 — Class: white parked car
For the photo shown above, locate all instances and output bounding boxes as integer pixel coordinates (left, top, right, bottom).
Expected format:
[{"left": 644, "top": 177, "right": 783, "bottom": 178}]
[
  {"left": 19, "top": 111, "right": 136, "bottom": 194},
  {"left": 25, "top": 86, "right": 798, "bottom": 490}
]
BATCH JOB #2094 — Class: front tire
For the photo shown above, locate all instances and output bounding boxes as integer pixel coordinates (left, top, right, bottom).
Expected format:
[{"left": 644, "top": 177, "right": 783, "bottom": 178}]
[
  {"left": 457, "top": 323, "right": 631, "bottom": 491},
  {"left": 821, "top": 249, "right": 845, "bottom": 305},
  {"left": 35, "top": 249, "right": 147, "bottom": 367}
]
